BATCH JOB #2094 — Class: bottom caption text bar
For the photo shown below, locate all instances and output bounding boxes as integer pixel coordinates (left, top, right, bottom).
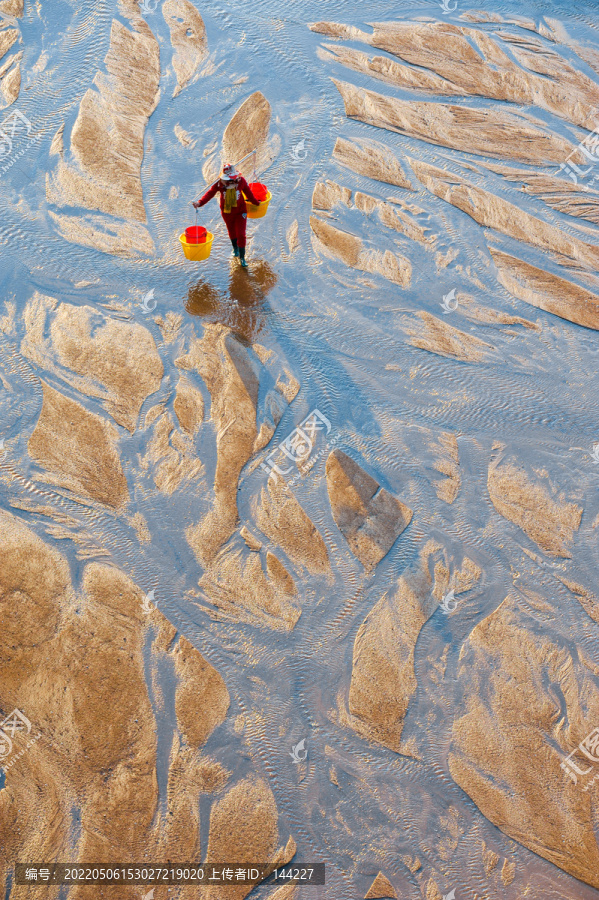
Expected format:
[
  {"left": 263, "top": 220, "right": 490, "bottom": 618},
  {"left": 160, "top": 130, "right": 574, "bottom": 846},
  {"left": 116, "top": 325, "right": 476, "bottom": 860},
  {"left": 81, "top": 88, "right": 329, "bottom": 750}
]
[{"left": 16, "top": 863, "right": 325, "bottom": 885}]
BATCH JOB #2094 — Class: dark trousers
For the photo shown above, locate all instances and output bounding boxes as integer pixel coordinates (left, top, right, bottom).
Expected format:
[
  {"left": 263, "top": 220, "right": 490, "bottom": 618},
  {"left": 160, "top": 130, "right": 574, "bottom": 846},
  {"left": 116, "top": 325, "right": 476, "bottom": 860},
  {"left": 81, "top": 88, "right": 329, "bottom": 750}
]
[{"left": 222, "top": 210, "right": 248, "bottom": 248}]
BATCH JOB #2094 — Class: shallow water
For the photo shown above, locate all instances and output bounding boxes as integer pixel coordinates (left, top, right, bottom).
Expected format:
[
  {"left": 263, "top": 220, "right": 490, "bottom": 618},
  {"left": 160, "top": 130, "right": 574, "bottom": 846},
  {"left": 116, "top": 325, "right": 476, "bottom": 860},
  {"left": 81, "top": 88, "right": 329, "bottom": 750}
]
[{"left": 1, "top": 0, "right": 599, "bottom": 897}]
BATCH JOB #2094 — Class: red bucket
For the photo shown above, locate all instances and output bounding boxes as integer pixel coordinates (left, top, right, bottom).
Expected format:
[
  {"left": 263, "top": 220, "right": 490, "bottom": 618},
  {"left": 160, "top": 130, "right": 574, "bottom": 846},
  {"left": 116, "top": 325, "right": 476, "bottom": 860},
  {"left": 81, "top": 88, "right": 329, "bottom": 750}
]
[
  {"left": 249, "top": 182, "right": 269, "bottom": 202},
  {"left": 185, "top": 225, "right": 207, "bottom": 244}
]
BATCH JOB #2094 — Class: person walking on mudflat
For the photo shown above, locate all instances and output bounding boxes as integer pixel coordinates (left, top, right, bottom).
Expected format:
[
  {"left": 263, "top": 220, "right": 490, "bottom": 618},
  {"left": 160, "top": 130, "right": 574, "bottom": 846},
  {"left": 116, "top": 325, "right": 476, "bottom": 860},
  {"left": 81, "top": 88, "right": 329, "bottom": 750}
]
[{"left": 193, "top": 163, "right": 259, "bottom": 268}]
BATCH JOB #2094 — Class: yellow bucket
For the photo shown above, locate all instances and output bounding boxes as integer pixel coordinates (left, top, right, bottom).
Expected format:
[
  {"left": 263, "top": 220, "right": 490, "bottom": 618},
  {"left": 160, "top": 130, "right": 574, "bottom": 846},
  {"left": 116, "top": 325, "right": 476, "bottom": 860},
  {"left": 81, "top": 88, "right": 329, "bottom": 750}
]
[
  {"left": 179, "top": 231, "right": 214, "bottom": 261},
  {"left": 246, "top": 190, "right": 271, "bottom": 219}
]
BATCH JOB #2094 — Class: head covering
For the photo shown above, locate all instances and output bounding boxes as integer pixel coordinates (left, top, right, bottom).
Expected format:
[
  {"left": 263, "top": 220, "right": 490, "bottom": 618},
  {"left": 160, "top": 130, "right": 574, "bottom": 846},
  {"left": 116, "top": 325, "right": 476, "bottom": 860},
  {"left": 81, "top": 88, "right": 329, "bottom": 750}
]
[{"left": 222, "top": 162, "right": 239, "bottom": 180}]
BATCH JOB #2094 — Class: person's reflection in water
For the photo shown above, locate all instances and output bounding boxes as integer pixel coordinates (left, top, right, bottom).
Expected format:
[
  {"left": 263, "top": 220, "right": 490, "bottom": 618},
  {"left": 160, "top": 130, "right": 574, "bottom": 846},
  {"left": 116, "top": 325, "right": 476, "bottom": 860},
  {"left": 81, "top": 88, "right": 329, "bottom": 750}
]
[{"left": 185, "top": 259, "right": 277, "bottom": 344}]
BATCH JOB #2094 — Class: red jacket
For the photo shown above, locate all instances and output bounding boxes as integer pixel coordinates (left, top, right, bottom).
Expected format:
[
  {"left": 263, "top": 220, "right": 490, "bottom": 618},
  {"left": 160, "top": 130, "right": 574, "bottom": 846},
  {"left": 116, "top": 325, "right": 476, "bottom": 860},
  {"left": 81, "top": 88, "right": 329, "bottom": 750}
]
[{"left": 197, "top": 175, "right": 259, "bottom": 214}]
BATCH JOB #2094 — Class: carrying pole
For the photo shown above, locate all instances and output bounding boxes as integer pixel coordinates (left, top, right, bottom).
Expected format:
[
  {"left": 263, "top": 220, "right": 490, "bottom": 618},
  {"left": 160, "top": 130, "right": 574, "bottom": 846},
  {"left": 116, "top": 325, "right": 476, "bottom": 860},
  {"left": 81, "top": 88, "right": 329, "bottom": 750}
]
[{"left": 191, "top": 148, "right": 257, "bottom": 205}]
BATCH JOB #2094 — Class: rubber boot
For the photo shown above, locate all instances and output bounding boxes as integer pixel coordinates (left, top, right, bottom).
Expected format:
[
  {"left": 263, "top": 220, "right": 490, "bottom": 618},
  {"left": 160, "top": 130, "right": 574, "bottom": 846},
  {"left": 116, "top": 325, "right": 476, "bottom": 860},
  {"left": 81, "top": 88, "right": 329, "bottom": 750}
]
[
  {"left": 231, "top": 238, "right": 239, "bottom": 257},
  {"left": 240, "top": 246, "right": 248, "bottom": 268}
]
